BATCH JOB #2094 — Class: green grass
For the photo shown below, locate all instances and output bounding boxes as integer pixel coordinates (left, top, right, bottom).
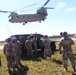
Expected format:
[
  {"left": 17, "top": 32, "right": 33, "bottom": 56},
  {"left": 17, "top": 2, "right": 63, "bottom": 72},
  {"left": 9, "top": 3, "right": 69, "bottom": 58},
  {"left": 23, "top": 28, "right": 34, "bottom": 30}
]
[{"left": 0, "top": 41, "right": 76, "bottom": 75}]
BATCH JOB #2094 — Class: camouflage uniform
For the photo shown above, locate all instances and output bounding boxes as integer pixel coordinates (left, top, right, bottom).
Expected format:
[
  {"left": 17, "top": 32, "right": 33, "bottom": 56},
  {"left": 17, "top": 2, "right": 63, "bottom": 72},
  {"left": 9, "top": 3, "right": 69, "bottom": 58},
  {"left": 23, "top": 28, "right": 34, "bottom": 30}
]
[
  {"left": 44, "top": 35, "right": 52, "bottom": 58},
  {"left": 25, "top": 36, "right": 33, "bottom": 57},
  {"left": 59, "top": 32, "right": 76, "bottom": 71},
  {"left": 19, "top": 37, "right": 25, "bottom": 57},
  {"left": 3, "top": 38, "right": 13, "bottom": 68},
  {"left": 32, "top": 37, "right": 37, "bottom": 55},
  {"left": 16, "top": 41, "right": 22, "bottom": 59},
  {"left": 12, "top": 38, "right": 18, "bottom": 68}
]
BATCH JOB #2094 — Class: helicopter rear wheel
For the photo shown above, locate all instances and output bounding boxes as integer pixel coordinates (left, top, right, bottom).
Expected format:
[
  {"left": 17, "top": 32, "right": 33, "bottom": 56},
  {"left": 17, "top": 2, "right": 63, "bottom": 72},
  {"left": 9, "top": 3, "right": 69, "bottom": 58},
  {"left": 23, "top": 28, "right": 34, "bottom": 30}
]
[
  {"left": 25, "top": 22, "right": 27, "bottom": 23},
  {"left": 23, "top": 22, "right": 27, "bottom": 25},
  {"left": 39, "top": 21, "right": 41, "bottom": 23},
  {"left": 43, "top": 19, "right": 45, "bottom": 21},
  {"left": 23, "top": 22, "right": 25, "bottom": 25}
]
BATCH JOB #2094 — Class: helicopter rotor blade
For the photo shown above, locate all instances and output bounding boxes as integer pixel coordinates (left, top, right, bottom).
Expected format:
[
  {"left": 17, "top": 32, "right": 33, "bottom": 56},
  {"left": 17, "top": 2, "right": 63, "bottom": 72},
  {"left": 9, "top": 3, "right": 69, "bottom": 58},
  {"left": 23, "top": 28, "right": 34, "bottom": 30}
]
[
  {"left": 44, "top": 7, "right": 54, "bottom": 9},
  {"left": 0, "top": 10, "right": 12, "bottom": 13},
  {"left": 20, "top": 8, "right": 38, "bottom": 12},
  {"left": 42, "top": 0, "right": 50, "bottom": 7},
  {"left": 0, "top": 3, "right": 37, "bottom": 13},
  {"left": 14, "top": 3, "right": 37, "bottom": 12}
]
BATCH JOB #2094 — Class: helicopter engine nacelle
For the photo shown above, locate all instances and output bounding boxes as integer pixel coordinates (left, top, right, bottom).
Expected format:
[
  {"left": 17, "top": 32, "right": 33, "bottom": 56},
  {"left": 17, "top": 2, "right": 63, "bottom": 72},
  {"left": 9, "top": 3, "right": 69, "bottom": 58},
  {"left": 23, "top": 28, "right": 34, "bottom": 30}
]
[{"left": 37, "top": 8, "right": 48, "bottom": 16}]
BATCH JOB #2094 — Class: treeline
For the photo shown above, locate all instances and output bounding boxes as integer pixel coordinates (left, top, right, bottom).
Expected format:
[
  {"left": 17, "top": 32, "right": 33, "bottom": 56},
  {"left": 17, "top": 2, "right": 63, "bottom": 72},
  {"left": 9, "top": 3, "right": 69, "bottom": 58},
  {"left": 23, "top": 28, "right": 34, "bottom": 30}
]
[
  {"left": 49, "top": 34, "right": 75, "bottom": 38},
  {"left": 0, "top": 41, "right": 5, "bottom": 43}
]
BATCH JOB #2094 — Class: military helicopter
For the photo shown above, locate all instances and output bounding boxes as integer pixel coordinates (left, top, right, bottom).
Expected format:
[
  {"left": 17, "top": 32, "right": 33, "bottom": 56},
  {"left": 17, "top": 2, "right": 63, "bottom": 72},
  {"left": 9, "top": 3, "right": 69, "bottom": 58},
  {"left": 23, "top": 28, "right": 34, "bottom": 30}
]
[{"left": 0, "top": 0, "right": 54, "bottom": 25}]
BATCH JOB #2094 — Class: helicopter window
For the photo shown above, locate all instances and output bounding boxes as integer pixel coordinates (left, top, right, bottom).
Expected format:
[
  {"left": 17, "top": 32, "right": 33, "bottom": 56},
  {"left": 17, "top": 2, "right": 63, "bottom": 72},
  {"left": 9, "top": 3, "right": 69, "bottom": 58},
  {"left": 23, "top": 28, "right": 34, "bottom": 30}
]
[
  {"left": 23, "top": 16, "right": 24, "bottom": 18},
  {"left": 33, "top": 16, "right": 35, "bottom": 17},
  {"left": 39, "top": 15, "right": 41, "bottom": 17},
  {"left": 28, "top": 16, "right": 30, "bottom": 18},
  {"left": 16, "top": 16, "right": 19, "bottom": 19}
]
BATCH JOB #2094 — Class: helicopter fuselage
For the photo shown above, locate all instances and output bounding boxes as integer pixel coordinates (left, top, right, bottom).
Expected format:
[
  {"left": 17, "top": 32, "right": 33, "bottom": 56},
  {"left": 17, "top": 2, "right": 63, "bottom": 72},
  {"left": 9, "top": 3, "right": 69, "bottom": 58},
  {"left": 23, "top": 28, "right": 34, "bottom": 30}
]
[
  {"left": 9, "top": 13, "right": 46, "bottom": 23},
  {"left": 9, "top": 8, "right": 48, "bottom": 24}
]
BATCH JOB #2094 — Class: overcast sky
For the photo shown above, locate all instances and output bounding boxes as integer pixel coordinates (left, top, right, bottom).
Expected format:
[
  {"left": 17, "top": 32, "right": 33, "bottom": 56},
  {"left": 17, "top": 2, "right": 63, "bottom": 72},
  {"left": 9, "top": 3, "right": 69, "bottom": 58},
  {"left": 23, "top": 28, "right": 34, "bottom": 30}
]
[{"left": 0, "top": 0, "right": 76, "bottom": 41}]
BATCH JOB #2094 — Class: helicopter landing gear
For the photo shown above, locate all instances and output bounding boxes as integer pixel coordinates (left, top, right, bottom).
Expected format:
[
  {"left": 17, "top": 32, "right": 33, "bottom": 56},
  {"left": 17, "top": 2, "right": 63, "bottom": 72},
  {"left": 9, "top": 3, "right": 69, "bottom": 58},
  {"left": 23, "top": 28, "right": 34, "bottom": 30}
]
[
  {"left": 39, "top": 21, "right": 41, "bottom": 23},
  {"left": 23, "top": 22, "right": 27, "bottom": 25},
  {"left": 25, "top": 22, "right": 27, "bottom": 23},
  {"left": 43, "top": 19, "right": 45, "bottom": 21},
  {"left": 23, "top": 22, "right": 25, "bottom": 25}
]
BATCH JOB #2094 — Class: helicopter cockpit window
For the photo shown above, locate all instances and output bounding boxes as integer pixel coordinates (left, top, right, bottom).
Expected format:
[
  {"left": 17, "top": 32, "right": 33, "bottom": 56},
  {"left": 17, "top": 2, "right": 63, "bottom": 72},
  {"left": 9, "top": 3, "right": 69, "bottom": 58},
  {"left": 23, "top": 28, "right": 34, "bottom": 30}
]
[{"left": 16, "top": 16, "right": 19, "bottom": 19}]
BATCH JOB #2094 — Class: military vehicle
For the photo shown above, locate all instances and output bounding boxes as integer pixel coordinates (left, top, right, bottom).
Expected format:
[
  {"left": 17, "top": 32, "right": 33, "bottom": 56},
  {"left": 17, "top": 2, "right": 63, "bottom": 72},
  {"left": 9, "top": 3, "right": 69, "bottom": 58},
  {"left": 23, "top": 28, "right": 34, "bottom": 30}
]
[
  {"left": 10, "top": 33, "right": 44, "bottom": 50},
  {"left": 10, "top": 33, "right": 56, "bottom": 56}
]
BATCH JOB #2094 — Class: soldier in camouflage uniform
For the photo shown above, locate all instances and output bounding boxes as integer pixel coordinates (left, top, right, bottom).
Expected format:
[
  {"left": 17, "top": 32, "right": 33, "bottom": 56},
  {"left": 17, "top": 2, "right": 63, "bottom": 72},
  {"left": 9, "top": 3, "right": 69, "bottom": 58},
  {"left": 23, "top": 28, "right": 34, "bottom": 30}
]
[
  {"left": 3, "top": 38, "right": 13, "bottom": 71},
  {"left": 59, "top": 32, "right": 76, "bottom": 72},
  {"left": 25, "top": 36, "right": 33, "bottom": 58},
  {"left": 32, "top": 37, "right": 37, "bottom": 56},
  {"left": 12, "top": 38, "right": 19, "bottom": 70},
  {"left": 43, "top": 35, "right": 52, "bottom": 59},
  {"left": 15, "top": 38, "right": 22, "bottom": 66},
  {"left": 19, "top": 37, "right": 25, "bottom": 57}
]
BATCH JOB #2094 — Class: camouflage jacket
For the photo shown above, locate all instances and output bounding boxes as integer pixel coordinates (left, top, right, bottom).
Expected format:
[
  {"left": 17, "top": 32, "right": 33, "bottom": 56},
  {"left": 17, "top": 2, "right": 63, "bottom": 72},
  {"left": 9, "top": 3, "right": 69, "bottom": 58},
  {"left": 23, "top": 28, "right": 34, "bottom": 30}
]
[
  {"left": 59, "top": 37, "right": 74, "bottom": 52},
  {"left": 3, "top": 42, "right": 12, "bottom": 56}
]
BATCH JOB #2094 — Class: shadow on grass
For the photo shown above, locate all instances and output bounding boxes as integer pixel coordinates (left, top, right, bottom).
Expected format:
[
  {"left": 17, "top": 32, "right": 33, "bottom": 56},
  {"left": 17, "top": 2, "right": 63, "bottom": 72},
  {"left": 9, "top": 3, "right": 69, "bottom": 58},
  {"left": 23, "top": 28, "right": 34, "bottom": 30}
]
[
  {"left": 21, "top": 50, "right": 44, "bottom": 62},
  {"left": 72, "top": 72, "right": 76, "bottom": 75},
  {"left": 21, "top": 49, "right": 60, "bottom": 62},
  {"left": 52, "top": 59, "right": 62, "bottom": 65},
  {"left": 9, "top": 64, "right": 29, "bottom": 75}
]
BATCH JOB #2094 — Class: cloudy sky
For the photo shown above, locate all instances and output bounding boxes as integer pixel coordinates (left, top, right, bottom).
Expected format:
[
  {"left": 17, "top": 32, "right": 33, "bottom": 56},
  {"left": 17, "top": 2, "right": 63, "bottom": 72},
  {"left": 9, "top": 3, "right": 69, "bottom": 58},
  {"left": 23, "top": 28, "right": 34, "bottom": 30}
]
[{"left": 0, "top": 0, "right": 76, "bottom": 41}]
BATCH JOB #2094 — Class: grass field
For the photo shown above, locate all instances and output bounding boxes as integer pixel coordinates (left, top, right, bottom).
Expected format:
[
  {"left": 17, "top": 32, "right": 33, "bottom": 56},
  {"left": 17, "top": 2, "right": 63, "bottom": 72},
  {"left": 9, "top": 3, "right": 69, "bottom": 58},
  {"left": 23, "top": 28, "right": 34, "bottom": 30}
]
[{"left": 0, "top": 40, "right": 76, "bottom": 75}]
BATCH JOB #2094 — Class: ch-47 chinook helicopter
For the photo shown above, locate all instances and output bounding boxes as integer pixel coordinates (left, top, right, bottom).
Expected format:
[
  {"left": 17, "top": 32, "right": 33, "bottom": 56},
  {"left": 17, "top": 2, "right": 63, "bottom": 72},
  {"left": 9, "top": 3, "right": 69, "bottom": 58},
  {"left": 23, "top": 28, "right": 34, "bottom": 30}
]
[{"left": 0, "top": 0, "right": 54, "bottom": 25}]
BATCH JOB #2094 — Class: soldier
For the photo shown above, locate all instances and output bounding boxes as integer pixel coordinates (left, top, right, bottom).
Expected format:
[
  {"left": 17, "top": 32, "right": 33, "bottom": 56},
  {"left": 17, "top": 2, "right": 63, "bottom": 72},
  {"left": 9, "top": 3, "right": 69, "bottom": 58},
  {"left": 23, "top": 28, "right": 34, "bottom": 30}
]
[
  {"left": 16, "top": 39, "right": 22, "bottom": 66},
  {"left": 25, "top": 36, "right": 33, "bottom": 58},
  {"left": 3, "top": 38, "right": 13, "bottom": 71},
  {"left": 59, "top": 32, "right": 76, "bottom": 73},
  {"left": 19, "top": 37, "right": 25, "bottom": 57},
  {"left": 12, "top": 38, "right": 19, "bottom": 70},
  {"left": 31, "top": 37, "right": 37, "bottom": 57},
  {"left": 43, "top": 35, "right": 52, "bottom": 59},
  {"left": 33, "top": 37, "right": 37, "bottom": 56}
]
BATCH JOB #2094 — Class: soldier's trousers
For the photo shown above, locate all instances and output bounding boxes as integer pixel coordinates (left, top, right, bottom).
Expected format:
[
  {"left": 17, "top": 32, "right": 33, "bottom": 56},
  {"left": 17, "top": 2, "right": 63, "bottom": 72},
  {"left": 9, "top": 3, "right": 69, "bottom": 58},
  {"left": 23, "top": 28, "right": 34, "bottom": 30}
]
[
  {"left": 44, "top": 49, "right": 52, "bottom": 58},
  {"left": 27, "top": 47, "right": 33, "bottom": 56},
  {"left": 6, "top": 56, "right": 13, "bottom": 67},
  {"left": 62, "top": 51, "right": 75, "bottom": 68}
]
